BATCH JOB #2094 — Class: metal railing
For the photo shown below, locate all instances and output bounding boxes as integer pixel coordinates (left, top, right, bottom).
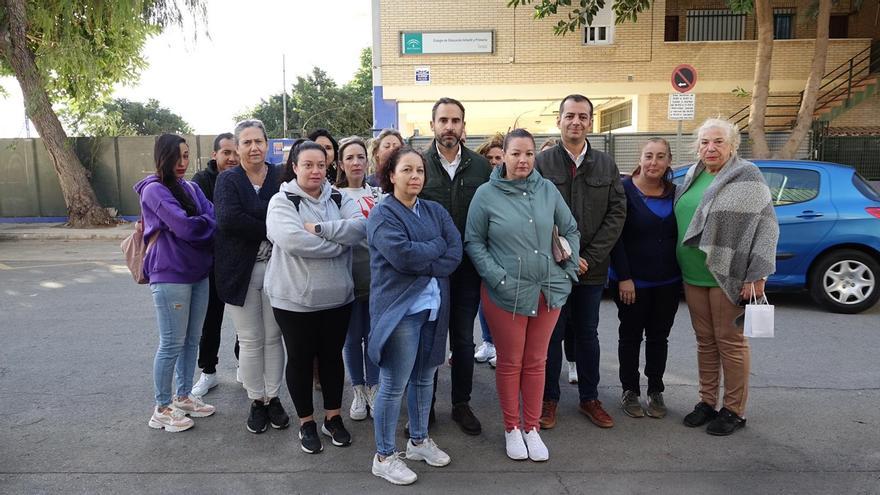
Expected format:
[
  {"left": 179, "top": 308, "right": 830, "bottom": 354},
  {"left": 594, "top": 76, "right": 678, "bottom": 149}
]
[{"left": 730, "top": 40, "right": 880, "bottom": 131}]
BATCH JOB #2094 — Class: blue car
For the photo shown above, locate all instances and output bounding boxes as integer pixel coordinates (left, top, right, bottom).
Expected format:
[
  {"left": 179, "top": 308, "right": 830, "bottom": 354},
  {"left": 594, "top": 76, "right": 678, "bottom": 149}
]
[{"left": 673, "top": 160, "right": 880, "bottom": 314}]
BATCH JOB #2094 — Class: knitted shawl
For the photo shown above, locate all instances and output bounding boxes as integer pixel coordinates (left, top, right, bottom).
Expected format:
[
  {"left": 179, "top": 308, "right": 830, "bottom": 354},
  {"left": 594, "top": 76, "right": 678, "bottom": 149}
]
[{"left": 675, "top": 156, "right": 779, "bottom": 304}]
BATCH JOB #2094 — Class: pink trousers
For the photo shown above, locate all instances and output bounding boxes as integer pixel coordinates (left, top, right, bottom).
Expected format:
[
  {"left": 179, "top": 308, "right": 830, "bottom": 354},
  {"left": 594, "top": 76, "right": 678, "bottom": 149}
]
[{"left": 480, "top": 284, "right": 561, "bottom": 431}]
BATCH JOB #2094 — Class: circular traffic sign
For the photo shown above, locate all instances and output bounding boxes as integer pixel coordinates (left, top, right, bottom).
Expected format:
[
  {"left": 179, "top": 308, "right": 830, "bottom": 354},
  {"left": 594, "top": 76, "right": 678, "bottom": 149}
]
[{"left": 672, "top": 64, "right": 697, "bottom": 93}]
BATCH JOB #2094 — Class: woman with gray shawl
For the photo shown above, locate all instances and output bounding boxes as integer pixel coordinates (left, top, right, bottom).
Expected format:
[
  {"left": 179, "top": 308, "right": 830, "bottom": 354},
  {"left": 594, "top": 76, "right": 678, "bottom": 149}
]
[{"left": 674, "top": 118, "right": 778, "bottom": 436}]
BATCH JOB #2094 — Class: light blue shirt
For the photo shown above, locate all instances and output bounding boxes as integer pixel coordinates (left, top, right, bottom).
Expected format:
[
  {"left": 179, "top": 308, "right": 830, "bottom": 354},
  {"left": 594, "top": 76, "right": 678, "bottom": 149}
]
[{"left": 404, "top": 199, "right": 440, "bottom": 321}]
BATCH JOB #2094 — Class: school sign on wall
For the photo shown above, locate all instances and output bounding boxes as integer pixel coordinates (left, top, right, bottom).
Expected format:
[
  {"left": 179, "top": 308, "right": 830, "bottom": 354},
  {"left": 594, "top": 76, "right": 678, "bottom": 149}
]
[{"left": 401, "top": 31, "right": 494, "bottom": 55}]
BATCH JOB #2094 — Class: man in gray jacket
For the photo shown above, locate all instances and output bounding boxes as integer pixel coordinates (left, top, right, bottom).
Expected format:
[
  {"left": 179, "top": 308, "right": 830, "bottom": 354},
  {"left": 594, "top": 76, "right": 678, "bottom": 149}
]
[{"left": 535, "top": 94, "right": 626, "bottom": 430}]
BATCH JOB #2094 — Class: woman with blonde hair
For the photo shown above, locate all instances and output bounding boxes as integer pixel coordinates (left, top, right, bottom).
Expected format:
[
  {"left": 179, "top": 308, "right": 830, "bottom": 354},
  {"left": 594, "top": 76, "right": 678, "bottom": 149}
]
[{"left": 366, "top": 129, "right": 404, "bottom": 187}]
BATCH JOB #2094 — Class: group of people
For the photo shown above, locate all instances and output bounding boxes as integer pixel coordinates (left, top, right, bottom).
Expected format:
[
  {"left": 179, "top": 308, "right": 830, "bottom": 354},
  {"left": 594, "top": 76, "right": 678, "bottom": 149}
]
[{"left": 135, "top": 94, "right": 778, "bottom": 486}]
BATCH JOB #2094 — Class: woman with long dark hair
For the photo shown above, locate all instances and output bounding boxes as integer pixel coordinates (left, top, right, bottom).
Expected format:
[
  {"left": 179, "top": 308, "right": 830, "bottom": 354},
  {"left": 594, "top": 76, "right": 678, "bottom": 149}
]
[{"left": 135, "top": 134, "right": 217, "bottom": 432}]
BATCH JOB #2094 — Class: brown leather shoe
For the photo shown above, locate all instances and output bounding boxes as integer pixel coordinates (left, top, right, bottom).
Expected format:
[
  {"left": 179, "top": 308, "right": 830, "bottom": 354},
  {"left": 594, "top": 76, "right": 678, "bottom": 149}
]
[
  {"left": 539, "top": 401, "right": 558, "bottom": 429},
  {"left": 579, "top": 399, "right": 614, "bottom": 428}
]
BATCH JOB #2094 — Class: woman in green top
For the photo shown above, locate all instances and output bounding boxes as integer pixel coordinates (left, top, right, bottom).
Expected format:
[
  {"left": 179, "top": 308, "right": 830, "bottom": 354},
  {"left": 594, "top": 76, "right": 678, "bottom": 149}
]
[{"left": 674, "top": 118, "right": 778, "bottom": 436}]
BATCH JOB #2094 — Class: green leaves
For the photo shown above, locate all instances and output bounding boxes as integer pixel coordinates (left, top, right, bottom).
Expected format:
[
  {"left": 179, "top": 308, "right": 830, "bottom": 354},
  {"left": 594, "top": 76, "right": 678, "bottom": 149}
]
[
  {"left": 236, "top": 48, "right": 373, "bottom": 139},
  {"left": 506, "top": 0, "right": 652, "bottom": 35}
]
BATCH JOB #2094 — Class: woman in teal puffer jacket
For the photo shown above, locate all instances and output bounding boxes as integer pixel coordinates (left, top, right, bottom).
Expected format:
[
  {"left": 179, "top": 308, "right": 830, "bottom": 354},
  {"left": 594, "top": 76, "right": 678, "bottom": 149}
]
[{"left": 465, "top": 128, "right": 579, "bottom": 462}]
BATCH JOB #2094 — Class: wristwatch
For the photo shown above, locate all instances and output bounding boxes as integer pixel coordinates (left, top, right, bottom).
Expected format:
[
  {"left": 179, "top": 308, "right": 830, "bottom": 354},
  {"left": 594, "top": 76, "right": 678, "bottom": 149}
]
[{"left": 314, "top": 224, "right": 323, "bottom": 235}]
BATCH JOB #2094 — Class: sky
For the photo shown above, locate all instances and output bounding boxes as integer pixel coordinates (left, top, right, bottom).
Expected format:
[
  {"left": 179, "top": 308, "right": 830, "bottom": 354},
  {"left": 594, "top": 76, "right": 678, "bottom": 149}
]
[{"left": 0, "top": 0, "right": 373, "bottom": 138}]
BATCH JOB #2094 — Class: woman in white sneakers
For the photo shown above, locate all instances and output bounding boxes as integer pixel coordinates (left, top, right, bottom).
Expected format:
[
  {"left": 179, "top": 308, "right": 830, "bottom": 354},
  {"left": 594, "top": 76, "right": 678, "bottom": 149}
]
[
  {"left": 135, "top": 134, "right": 217, "bottom": 432},
  {"left": 367, "top": 147, "right": 462, "bottom": 485},
  {"left": 336, "top": 136, "right": 385, "bottom": 421}
]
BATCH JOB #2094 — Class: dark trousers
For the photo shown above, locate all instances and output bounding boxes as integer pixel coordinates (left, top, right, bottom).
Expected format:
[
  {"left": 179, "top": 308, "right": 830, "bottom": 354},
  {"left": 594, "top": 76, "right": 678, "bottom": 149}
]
[
  {"left": 563, "top": 317, "right": 576, "bottom": 362},
  {"left": 445, "top": 268, "right": 481, "bottom": 405},
  {"left": 612, "top": 282, "right": 681, "bottom": 395},
  {"left": 196, "top": 271, "right": 235, "bottom": 374},
  {"left": 544, "top": 284, "right": 604, "bottom": 402},
  {"left": 273, "top": 304, "right": 352, "bottom": 419}
]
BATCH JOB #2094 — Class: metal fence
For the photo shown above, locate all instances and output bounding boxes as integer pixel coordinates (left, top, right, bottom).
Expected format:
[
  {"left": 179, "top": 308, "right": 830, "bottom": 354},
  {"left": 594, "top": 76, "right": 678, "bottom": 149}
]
[
  {"left": 0, "top": 131, "right": 817, "bottom": 219},
  {"left": 817, "top": 136, "right": 880, "bottom": 180},
  {"left": 412, "top": 131, "right": 811, "bottom": 173}
]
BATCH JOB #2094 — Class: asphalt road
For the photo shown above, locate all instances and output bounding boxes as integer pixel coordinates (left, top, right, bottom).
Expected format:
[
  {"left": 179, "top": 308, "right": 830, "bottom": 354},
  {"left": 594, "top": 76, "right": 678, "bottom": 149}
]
[{"left": 1, "top": 239, "right": 878, "bottom": 494}]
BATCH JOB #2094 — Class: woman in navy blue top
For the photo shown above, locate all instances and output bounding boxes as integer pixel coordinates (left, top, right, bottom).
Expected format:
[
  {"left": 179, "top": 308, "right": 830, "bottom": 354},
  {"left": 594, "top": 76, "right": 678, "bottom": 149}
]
[{"left": 609, "top": 138, "right": 682, "bottom": 420}]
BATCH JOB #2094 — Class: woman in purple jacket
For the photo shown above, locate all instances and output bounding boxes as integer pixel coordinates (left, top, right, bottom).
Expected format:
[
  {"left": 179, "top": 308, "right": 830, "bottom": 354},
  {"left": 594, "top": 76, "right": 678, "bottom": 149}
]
[{"left": 135, "top": 134, "right": 218, "bottom": 432}]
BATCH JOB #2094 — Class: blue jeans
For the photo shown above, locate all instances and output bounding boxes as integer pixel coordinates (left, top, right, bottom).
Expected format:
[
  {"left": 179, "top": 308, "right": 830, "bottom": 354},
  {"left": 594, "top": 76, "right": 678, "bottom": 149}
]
[
  {"left": 151, "top": 279, "right": 209, "bottom": 407},
  {"left": 544, "top": 284, "right": 604, "bottom": 402},
  {"left": 343, "top": 298, "right": 379, "bottom": 387},
  {"left": 373, "top": 311, "right": 438, "bottom": 457},
  {"left": 478, "top": 303, "right": 493, "bottom": 344}
]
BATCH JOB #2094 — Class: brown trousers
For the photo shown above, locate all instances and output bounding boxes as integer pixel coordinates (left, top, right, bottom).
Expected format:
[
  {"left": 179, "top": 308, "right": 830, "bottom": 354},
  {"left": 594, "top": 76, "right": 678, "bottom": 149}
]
[{"left": 683, "top": 284, "right": 750, "bottom": 416}]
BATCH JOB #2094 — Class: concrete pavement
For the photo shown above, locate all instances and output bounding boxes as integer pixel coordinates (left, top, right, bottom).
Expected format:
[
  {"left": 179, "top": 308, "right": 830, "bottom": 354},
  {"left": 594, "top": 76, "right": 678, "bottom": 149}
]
[
  {"left": 0, "top": 239, "right": 879, "bottom": 494},
  {"left": 0, "top": 222, "right": 135, "bottom": 241}
]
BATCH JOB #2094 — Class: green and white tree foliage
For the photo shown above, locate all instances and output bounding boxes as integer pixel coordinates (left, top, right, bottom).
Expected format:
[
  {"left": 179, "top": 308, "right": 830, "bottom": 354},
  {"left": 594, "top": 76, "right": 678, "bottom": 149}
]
[
  {"left": 0, "top": 1, "right": 205, "bottom": 226},
  {"left": 508, "top": 0, "right": 835, "bottom": 159},
  {"left": 237, "top": 48, "right": 373, "bottom": 139},
  {"left": 76, "top": 98, "right": 194, "bottom": 136}
]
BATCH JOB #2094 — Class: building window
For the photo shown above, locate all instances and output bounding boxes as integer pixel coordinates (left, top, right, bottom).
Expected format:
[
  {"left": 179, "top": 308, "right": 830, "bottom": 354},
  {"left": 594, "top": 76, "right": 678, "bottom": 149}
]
[
  {"left": 583, "top": 25, "right": 613, "bottom": 45},
  {"left": 829, "top": 15, "right": 849, "bottom": 38},
  {"left": 599, "top": 101, "right": 632, "bottom": 133},
  {"left": 773, "top": 9, "right": 795, "bottom": 39},
  {"left": 686, "top": 9, "right": 745, "bottom": 41},
  {"left": 665, "top": 16, "right": 680, "bottom": 42}
]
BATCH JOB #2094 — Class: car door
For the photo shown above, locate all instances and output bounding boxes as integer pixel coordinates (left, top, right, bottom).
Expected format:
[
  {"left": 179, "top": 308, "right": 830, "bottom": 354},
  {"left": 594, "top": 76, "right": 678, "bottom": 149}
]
[{"left": 760, "top": 163, "right": 837, "bottom": 287}]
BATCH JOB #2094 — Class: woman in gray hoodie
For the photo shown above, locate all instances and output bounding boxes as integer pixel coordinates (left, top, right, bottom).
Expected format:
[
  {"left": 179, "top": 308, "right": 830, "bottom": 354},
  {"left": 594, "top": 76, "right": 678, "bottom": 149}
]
[{"left": 264, "top": 140, "right": 366, "bottom": 454}]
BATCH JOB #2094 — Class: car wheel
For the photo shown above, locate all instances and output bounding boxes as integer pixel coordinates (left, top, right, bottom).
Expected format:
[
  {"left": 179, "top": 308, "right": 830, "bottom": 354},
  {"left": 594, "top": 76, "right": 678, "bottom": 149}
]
[{"left": 809, "top": 249, "right": 880, "bottom": 314}]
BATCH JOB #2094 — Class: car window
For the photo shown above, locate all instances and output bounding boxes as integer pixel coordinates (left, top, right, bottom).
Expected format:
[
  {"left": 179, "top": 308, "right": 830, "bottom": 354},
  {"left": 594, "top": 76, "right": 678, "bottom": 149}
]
[
  {"left": 761, "top": 168, "right": 819, "bottom": 206},
  {"left": 852, "top": 173, "right": 880, "bottom": 202}
]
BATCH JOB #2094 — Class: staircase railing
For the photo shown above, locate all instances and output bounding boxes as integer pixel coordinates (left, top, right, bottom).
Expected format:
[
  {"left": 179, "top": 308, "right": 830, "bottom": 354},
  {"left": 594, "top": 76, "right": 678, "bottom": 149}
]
[{"left": 730, "top": 40, "right": 880, "bottom": 131}]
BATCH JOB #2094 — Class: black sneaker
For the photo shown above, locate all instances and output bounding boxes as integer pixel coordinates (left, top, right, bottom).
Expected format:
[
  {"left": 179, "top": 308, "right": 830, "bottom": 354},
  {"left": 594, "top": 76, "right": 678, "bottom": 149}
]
[
  {"left": 451, "top": 403, "right": 482, "bottom": 435},
  {"left": 267, "top": 397, "right": 290, "bottom": 429},
  {"left": 706, "top": 407, "right": 746, "bottom": 436},
  {"left": 321, "top": 415, "right": 352, "bottom": 447},
  {"left": 299, "top": 420, "right": 323, "bottom": 454},
  {"left": 246, "top": 400, "right": 269, "bottom": 434},
  {"left": 683, "top": 401, "right": 718, "bottom": 428}
]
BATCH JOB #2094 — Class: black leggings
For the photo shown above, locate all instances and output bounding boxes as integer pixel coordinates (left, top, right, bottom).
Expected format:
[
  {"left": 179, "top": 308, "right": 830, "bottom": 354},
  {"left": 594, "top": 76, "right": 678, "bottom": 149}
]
[{"left": 273, "top": 304, "right": 352, "bottom": 419}]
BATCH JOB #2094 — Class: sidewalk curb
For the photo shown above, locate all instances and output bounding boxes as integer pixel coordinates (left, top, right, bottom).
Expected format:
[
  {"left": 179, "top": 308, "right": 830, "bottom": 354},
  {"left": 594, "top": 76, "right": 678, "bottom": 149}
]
[
  {"left": 0, "top": 232, "right": 132, "bottom": 241},
  {"left": 0, "top": 224, "right": 134, "bottom": 241}
]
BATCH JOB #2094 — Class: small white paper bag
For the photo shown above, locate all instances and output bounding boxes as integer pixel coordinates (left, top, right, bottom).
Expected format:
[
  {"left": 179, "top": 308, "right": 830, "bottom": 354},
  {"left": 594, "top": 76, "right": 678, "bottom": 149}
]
[{"left": 744, "top": 288, "right": 774, "bottom": 338}]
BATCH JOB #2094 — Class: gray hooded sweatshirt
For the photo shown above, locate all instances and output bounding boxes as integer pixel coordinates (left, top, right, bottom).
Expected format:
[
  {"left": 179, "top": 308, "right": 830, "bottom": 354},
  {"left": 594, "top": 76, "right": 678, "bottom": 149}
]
[{"left": 264, "top": 179, "right": 367, "bottom": 312}]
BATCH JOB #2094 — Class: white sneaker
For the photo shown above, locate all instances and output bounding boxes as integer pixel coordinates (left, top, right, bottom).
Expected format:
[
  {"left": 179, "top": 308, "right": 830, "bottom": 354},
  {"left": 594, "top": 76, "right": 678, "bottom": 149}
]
[
  {"left": 191, "top": 372, "right": 218, "bottom": 397},
  {"left": 366, "top": 384, "right": 378, "bottom": 417},
  {"left": 350, "top": 385, "right": 368, "bottom": 421},
  {"left": 406, "top": 437, "right": 451, "bottom": 467},
  {"left": 489, "top": 356, "right": 497, "bottom": 368},
  {"left": 148, "top": 406, "right": 194, "bottom": 432},
  {"left": 172, "top": 395, "right": 216, "bottom": 418},
  {"left": 474, "top": 341, "right": 496, "bottom": 362},
  {"left": 567, "top": 361, "right": 578, "bottom": 384},
  {"left": 523, "top": 428, "right": 549, "bottom": 461},
  {"left": 505, "top": 427, "right": 528, "bottom": 460},
  {"left": 372, "top": 453, "right": 417, "bottom": 485}
]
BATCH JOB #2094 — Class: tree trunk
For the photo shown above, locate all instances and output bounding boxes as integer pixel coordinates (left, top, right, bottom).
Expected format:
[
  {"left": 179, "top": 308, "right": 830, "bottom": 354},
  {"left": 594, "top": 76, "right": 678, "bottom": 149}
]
[
  {"left": 748, "top": 0, "right": 773, "bottom": 159},
  {"left": 0, "top": 0, "right": 114, "bottom": 227},
  {"left": 776, "top": 0, "right": 831, "bottom": 159}
]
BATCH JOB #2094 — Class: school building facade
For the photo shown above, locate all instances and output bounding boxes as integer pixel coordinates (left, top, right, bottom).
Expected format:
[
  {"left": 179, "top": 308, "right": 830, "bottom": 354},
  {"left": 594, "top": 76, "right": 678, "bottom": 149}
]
[{"left": 369, "top": 0, "right": 879, "bottom": 138}]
